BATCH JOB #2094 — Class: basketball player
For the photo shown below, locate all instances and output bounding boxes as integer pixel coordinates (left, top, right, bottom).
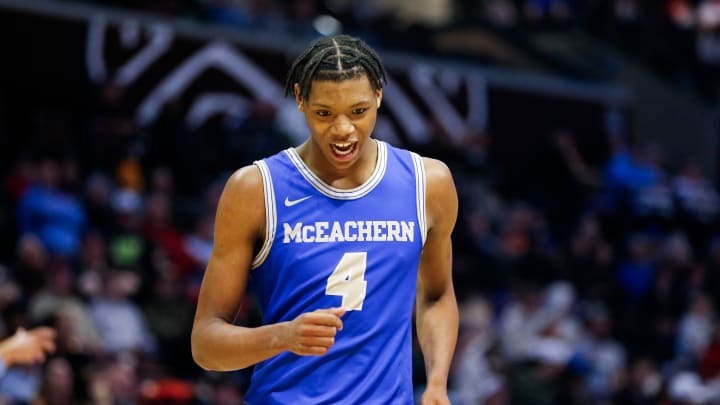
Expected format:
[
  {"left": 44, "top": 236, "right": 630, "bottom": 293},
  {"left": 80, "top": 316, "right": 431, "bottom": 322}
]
[{"left": 191, "top": 34, "right": 459, "bottom": 404}]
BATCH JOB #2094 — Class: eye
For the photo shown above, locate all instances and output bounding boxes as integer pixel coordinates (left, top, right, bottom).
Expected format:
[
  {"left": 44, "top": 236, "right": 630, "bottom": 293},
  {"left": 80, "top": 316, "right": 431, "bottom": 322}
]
[
  {"left": 352, "top": 108, "right": 368, "bottom": 115},
  {"left": 316, "top": 110, "right": 331, "bottom": 117}
]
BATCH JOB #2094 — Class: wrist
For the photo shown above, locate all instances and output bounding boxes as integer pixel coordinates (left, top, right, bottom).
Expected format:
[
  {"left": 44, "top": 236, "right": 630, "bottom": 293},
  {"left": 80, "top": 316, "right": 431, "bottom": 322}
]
[
  {"left": 271, "top": 322, "right": 291, "bottom": 352},
  {"left": 425, "top": 375, "right": 448, "bottom": 390}
]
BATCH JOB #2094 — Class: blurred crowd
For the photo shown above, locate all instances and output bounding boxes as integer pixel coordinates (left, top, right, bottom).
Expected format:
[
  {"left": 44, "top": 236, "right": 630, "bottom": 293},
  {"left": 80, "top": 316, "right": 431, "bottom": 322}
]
[
  {"left": 0, "top": 79, "right": 258, "bottom": 404},
  {"left": 61, "top": 0, "right": 720, "bottom": 103},
  {"left": 447, "top": 128, "right": 720, "bottom": 404},
  {"left": 2, "top": 77, "right": 720, "bottom": 404},
  {"left": 0, "top": 1, "right": 719, "bottom": 404}
]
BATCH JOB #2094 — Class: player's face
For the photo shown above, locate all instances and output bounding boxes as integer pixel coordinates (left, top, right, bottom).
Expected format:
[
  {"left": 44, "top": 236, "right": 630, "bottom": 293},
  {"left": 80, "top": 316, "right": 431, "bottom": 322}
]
[{"left": 297, "top": 75, "right": 382, "bottom": 171}]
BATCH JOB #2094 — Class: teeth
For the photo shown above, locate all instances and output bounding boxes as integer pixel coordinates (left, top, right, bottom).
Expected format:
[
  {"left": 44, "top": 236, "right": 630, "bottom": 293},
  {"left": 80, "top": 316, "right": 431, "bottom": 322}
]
[{"left": 332, "top": 142, "right": 355, "bottom": 155}]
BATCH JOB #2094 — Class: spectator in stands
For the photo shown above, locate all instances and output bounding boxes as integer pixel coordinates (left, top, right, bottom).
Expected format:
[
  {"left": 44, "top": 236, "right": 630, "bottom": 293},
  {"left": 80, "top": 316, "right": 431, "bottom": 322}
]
[
  {"left": 616, "top": 232, "right": 657, "bottom": 303},
  {"left": 86, "top": 353, "right": 141, "bottom": 405},
  {"left": 453, "top": 295, "right": 506, "bottom": 405},
  {"left": 506, "top": 335, "right": 578, "bottom": 405},
  {"left": 88, "top": 271, "right": 155, "bottom": 356},
  {"left": 676, "top": 291, "right": 716, "bottom": 365},
  {"left": 538, "top": 282, "right": 582, "bottom": 346},
  {"left": 636, "top": 265, "right": 684, "bottom": 364},
  {"left": 27, "top": 256, "right": 103, "bottom": 358},
  {"left": 667, "top": 370, "right": 720, "bottom": 404},
  {"left": 17, "top": 158, "right": 87, "bottom": 258},
  {"left": 28, "top": 257, "right": 77, "bottom": 324},
  {"left": 499, "top": 281, "right": 546, "bottom": 361},
  {"left": 602, "top": 136, "right": 670, "bottom": 229},
  {"left": 33, "top": 356, "right": 76, "bottom": 405},
  {"left": 637, "top": 233, "right": 698, "bottom": 337},
  {"left": 183, "top": 214, "right": 213, "bottom": 269},
  {"left": 494, "top": 203, "right": 557, "bottom": 286},
  {"left": 673, "top": 160, "right": 720, "bottom": 225},
  {"left": 142, "top": 272, "right": 195, "bottom": 377},
  {"left": 661, "top": 232, "right": 696, "bottom": 285},
  {"left": 76, "top": 230, "right": 110, "bottom": 299},
  {"left": 13, "top": 234, "right": 49, "bottom": 299},
  {"left": 83, "top": 173, "right": 115, "bottom": 235},
  {"left": 564, "top": 213, "right": 616, "bottom": 301},
  {"left": 107, "top": 188, "right": 145, "bottom": 270},
  {"left": 142, "top": 191, "right": 198, "bottom": 278},
  {"left": 576, "top": 302, "right": 627, "bottom": 402}
]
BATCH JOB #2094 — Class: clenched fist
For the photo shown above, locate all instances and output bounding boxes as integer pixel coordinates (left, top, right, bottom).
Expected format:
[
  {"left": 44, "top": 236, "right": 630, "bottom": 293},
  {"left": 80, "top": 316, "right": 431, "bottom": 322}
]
[{"left": 282, "top": 307, "right": 345, "bottom": 356}]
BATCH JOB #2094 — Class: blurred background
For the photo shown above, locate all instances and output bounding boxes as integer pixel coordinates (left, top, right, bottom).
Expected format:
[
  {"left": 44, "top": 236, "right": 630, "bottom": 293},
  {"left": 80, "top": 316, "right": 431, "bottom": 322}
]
[{"left": 0, "top": 0, "right": 720, "bottom": 404}]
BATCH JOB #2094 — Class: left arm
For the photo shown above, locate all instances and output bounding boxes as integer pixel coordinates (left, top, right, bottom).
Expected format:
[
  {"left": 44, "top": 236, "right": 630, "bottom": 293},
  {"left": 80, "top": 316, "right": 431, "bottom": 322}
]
[{"left": 416, "top": 157, "right": 459, "bottom": 405}]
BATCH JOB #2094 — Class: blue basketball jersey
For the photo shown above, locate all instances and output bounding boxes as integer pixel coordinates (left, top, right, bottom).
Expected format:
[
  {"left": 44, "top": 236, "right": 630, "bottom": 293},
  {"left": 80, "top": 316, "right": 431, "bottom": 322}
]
[{"left": 244, "top": 140, "right": 427, "bottom": 404}]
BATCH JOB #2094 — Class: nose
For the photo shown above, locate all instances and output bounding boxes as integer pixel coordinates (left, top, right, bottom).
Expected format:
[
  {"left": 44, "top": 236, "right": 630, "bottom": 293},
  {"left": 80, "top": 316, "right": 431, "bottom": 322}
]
[{"left": 331, "top": 115, "right": 354, "bottom": 136}]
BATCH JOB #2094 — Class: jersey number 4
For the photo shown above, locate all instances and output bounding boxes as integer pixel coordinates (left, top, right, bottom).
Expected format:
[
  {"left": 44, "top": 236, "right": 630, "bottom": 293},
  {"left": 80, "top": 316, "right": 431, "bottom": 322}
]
[{"left": 325, "top": 252, "right": 367, "bottom": 311}]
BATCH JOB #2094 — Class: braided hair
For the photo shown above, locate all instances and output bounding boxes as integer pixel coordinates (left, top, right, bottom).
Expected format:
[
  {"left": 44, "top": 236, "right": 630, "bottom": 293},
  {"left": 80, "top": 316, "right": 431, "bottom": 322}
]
[{"left": 283, "top": 35, "right": 388, "bottom": 101}]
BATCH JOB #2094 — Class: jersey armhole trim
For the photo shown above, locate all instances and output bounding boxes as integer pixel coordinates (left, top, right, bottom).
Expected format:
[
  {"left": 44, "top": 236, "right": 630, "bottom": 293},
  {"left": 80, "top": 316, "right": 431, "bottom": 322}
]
[
  {"left": 411, "top": 152, "right": 427, "bottom": 245},
  {"left": 251, "top": 160, "right": 276, "bottom": 269}
]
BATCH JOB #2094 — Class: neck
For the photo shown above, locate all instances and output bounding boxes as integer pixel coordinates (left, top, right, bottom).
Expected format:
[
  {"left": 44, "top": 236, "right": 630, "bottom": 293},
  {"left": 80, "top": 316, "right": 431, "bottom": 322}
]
[{"left": 297, "top": 139, "right": 378, "bottom": 189}]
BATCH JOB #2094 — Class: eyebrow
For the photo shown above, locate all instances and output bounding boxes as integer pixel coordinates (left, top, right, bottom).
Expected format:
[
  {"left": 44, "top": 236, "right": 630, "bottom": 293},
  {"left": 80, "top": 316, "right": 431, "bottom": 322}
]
[{"left": 310, "top": 101, "right": 372, "bottom": 108}]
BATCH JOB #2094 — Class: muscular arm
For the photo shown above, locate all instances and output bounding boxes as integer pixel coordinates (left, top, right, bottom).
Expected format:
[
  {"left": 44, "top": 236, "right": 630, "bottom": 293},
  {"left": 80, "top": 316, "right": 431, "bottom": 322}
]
[
  {"left": 191, "top": 166, "right": 344, "bottom": 371},
  {"left": 416, "top": 158, "right": 459, "bottom": 404}
]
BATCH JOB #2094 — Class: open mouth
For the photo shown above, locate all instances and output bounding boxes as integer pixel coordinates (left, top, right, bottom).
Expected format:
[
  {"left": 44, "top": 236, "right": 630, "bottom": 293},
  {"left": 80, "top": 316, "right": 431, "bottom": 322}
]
[{"left": 330, "top": 141, "right": 357, "bottom": 158}]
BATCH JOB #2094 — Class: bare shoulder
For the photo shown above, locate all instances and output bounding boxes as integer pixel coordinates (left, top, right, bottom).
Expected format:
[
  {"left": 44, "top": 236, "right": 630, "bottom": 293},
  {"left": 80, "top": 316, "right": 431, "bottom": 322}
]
[
  {"left": 421, "top": 157, "right": 457, "bottom": 201},
  {"left": 219, "top": 165, "right": 263, "bottom": 208},
  {"left": 421, "top": 157, "right": 454, "bottom": 185},
  {"left": 420, "top": 157, "right": 458, "bottom": 231},
  {"left": 222, "top": 165, "right": 264, "bottom": 200},
  {"left": 215, "top": 164, "right": 266, "bottom": 241}
]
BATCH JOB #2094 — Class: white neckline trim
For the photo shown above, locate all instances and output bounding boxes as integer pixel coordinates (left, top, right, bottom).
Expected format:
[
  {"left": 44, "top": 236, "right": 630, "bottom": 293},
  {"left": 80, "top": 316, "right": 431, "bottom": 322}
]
[{"left": 284, "top": 140, "right": 388, "bottom": 200}]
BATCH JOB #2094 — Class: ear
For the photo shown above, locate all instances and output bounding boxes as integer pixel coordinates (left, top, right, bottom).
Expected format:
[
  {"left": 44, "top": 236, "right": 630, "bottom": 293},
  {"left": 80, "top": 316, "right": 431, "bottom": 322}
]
[
  {"left": 294, "top": 83, "right": 304, "bottom": 112},
  {"left": 376, "top": 89, "right": 383, "bottom": 109}
]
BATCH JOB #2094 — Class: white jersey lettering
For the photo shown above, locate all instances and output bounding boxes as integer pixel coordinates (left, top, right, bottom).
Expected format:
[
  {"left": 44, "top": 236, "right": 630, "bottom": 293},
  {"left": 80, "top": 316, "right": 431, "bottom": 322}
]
[{"left": 282, "top": 220, "right": 415, "bottom": 243}]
